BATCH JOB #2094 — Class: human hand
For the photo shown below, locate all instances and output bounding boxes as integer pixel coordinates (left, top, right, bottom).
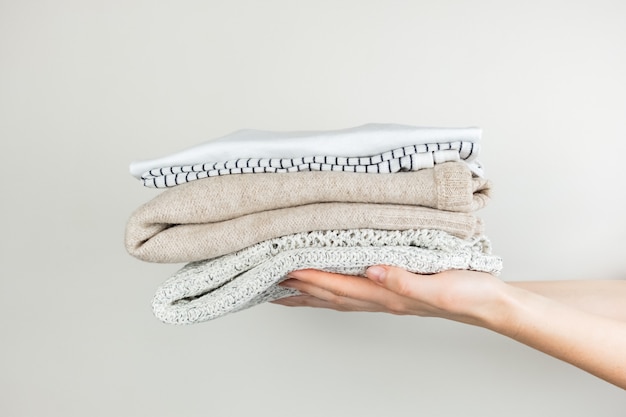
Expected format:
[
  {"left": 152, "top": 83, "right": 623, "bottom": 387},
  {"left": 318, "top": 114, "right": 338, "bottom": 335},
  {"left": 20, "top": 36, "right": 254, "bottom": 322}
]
[
  {"left": 273, "top": 266, "right": 515, "bottom": 329},
  {"left": 274, "top": 267, "right": 626, "bottom": 389}
]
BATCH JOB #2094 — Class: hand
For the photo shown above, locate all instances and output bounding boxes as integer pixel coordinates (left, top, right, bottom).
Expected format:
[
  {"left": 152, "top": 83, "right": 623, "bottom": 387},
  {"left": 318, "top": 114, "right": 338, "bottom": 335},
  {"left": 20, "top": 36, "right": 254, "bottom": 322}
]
[
  {"left": 273, "top": 266, "right": 514, "bottom": 329},
  {"left": 274, "top": 267, "right": 626, "bottom": 389}
]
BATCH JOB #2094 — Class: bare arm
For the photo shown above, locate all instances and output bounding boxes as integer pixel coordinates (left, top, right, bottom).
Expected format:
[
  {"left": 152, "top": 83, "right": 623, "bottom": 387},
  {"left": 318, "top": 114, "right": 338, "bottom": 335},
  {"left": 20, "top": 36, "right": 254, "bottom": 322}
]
[
  {"left": 509, "top": 280, "right": 626, "bottom": 321},
  {"left": 274, "top": 267, "right": 626, "bottom": 390},
  {"left": 497, "top": 282, "right": 626, "bottom": 389}
]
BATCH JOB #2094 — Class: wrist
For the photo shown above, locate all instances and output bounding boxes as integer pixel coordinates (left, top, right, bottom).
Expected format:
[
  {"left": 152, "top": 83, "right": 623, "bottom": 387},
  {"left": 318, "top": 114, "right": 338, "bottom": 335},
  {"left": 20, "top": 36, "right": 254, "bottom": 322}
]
[{"left": 477, "top": 281, "right": 536, "bottom": 335}]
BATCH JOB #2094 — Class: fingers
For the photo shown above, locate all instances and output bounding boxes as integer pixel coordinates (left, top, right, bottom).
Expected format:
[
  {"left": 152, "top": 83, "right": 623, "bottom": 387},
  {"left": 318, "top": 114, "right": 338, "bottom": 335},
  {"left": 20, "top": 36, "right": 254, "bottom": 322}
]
[
  {"left": 364, "top": 267, "right": 494, "bottom": 320},
  {"left": 271, "top": 294, "right": 383, "bottom": 312},
  {"left": 365, "top": 265, "right": 454, "bottom": 315},
  {"left": 274, "top": 267, "right": 496, "bottom": 321},
  {"left": 277, "top": 269, "right": 425, "bottom": 315},
  {"left": 282, "top": 269, "right": 397, "bottom": 306},
  {"left": 366, "top": 265, "right": 435, "bottom": 300},
  {"left": 271, "top": 295, "right": 343, "bottom": 310}
]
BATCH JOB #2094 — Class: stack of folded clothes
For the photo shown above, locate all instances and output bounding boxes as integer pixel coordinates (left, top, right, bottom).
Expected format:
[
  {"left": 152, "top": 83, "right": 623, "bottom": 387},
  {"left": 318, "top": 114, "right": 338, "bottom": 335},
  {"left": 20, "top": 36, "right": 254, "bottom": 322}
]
[{"left": 125, "top": 123, "right": 502, "bottom": 324}]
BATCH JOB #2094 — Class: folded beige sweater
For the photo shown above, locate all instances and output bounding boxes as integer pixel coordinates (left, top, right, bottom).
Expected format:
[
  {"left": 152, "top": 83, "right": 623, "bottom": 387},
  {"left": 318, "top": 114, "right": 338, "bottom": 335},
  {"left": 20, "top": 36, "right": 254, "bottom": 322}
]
[
  {"left": 126, "top": 163, "right": 488, "bottom": 263},
  {"left": 126, "top": 201, "right": 485, "bottom": 263},
  {"left": 136, "top": 161, "right": 489, "bottom": 218}
]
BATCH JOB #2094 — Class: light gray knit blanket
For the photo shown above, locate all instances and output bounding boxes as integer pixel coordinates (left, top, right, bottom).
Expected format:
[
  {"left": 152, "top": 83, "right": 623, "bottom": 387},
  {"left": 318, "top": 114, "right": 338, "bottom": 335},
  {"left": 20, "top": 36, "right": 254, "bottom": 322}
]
[{"left": 153, "top": 229, "right": 502, "bottom": 325}]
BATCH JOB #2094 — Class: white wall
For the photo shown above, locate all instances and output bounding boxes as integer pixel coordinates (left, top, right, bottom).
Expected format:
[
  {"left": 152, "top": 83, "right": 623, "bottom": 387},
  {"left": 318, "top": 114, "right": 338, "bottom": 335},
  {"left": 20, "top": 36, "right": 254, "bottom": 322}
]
[{"left": 1, "top": 1, "right": 625, "bottom": 415}]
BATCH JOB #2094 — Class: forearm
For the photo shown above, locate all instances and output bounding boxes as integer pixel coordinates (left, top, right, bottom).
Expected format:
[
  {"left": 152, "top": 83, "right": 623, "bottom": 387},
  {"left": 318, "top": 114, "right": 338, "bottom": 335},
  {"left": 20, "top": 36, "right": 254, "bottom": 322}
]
[
  {"left": 508, "top": 280, "right": 626, "bottom": 321},
  {"left": 486, "top": 284, "right": 626, "bottom": 390},
  {"left": 278, "top": 267, "right": 626, "bottom": 389}
]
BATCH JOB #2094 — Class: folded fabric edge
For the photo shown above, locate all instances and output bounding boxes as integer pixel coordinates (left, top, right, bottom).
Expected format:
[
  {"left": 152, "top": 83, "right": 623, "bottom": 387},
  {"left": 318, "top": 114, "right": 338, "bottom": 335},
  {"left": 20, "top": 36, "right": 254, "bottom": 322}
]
[
  {"left": 136, "top": 142, "right": 481, "bottom": 187},
  {"left": 125, "top": 204, "right": 485, "bottom": 263},
  {"left": 151, "top": 230, "right": 501, "bottom": 325},
  {"left": 130, "top": 124, "right": 482, "bottom": 178}
]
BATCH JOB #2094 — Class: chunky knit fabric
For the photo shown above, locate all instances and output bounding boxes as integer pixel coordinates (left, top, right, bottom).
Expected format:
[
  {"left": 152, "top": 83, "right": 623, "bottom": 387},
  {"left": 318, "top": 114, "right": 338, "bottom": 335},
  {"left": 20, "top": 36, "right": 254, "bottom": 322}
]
[
  {"left": 139, "top": 142, "right": 482, "bottom": 188},
  {"left": 152, "top": 229, "right": 502, "bottom": 324},
  {"left": 129, "top": 123, "right": 482, "bottom": 179}
]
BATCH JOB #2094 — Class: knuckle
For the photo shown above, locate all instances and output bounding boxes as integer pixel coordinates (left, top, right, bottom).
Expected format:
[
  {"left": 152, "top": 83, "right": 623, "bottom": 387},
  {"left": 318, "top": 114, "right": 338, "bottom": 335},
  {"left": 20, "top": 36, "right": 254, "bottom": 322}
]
[{"left": 393, "top": 277, "right": 414, "bottom": 298}]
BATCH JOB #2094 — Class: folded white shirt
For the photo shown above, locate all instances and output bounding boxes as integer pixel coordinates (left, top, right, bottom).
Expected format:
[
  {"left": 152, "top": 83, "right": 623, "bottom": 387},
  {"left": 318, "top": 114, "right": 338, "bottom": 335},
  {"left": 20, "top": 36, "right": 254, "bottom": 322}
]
[{"left": 130, "top": 123, "right": 482, "bottom": 179}]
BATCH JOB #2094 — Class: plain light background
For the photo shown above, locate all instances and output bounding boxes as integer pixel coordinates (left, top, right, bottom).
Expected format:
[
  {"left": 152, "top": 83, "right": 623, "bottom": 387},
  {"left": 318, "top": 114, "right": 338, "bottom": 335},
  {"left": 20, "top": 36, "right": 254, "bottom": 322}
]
[{"left": 1, "top": 0, "right": 625, "bottom": 415}]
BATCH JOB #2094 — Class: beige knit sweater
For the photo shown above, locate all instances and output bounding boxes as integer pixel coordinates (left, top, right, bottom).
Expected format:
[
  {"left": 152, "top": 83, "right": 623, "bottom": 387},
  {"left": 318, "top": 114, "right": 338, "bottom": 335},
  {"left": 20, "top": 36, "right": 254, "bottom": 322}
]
[{"left": 125, "top": 162, "right": 490, "bottom": 263}]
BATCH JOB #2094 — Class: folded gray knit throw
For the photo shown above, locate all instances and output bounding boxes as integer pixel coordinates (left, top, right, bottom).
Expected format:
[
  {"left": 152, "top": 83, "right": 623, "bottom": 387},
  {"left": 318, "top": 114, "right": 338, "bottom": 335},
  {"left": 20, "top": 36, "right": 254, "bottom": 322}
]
[{"left": 153, "top": 229, "right": 502, "bottom": 325}]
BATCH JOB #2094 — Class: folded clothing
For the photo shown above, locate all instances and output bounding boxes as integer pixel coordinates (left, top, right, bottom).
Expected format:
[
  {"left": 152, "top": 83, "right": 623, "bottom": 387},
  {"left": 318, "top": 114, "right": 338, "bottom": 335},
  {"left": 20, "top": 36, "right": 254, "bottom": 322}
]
[
  {"left": 152, "top": 229, "right": 502, "bottom": 324},
  {"left": 130, "top": 161, "right": 489, "bottom": 220},
  {"left": 126, "top": 202, "right": 484, "bottom": 263},
  {"left": 126, "top": 162, "right": 490, "bottom": 263},
  {"left": 140, "top": 142, "right": 482, "bottom": 188},
  {"left": 129, "top": 123, "right": 482, "bottom": 179}
]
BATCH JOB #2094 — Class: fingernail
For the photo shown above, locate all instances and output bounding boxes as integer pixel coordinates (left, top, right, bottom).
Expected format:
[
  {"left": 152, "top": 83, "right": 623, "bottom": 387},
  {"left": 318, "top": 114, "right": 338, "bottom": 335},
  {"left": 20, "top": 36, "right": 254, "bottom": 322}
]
[{"left": 366, "top": 266, "right": 386, "bottom": 283}]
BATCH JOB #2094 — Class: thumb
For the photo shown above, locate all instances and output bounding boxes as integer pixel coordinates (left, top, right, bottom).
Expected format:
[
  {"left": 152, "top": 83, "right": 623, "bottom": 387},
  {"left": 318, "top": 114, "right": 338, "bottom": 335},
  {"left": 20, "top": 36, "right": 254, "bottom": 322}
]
[{"left": 366, "top": 265, "right": 422, "bottom": 298}]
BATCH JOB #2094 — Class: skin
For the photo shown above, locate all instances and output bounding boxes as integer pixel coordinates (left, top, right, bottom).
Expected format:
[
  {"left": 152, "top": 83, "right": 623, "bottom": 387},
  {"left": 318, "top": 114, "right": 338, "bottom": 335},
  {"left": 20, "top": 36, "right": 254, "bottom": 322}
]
[{"left": 272, "top": 266, "right": 626, "bottom": 390}]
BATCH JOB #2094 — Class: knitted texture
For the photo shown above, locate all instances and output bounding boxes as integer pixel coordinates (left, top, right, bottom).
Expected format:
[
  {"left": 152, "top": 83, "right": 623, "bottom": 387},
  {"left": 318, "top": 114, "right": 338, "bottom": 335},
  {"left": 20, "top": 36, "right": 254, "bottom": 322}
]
[
  {"left": 134, "top": 161, "right": 490, "bottom": 215},
  {"left": 152, "top": 229, "right": 502, "bottom": 324},
  {"left": 129, "top": 123, "right": 482, "bottom": 178},
  {"left": 126, "top": 202, "right": 484, "bottom": 263},
  {"left": 125, "top": 162, "right": 491, "bottom": 263},
  {"left": 139, "top": 142, "right": 482, "bottom": 188}
]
